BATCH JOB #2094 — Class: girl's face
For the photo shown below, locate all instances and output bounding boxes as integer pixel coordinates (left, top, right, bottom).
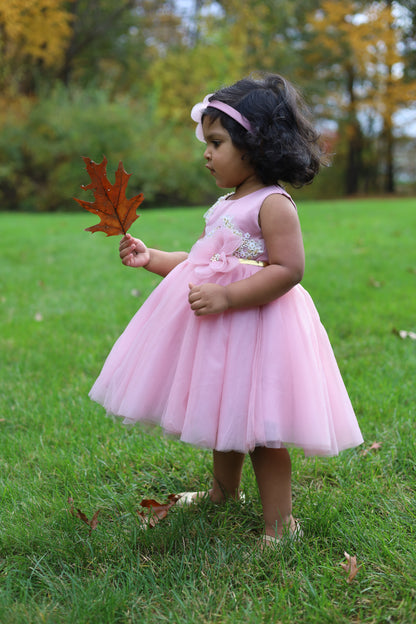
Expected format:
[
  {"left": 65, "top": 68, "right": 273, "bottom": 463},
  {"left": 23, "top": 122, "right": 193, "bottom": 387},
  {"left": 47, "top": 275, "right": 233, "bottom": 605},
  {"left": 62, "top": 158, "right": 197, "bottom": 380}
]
[{"left": 202, "top": 117, "right": 259, "bottom": 192}]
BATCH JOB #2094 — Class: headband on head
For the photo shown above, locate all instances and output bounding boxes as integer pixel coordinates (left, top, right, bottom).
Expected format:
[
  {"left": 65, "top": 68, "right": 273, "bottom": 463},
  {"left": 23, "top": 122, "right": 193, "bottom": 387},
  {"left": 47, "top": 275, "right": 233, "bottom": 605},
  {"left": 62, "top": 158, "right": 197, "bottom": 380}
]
[{"left": 191, "top": 94, "right": 254, "bottom": 142}]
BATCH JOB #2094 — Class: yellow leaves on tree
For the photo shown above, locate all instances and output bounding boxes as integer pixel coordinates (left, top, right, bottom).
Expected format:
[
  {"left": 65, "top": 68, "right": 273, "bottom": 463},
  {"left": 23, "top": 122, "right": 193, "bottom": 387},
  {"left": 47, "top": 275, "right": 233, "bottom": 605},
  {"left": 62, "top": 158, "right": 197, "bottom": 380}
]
[
  {"left": 219, "top": 0, "right": 275, "bottom": 73},
  {"left": 0, "top": 0, "right": 72, "bottom": 68},
  {"left": 307, "top": 1, "right": 416, "bottom": 114},
  {"left": 149, "top": 0, "right": 283, "bottom": 124}
]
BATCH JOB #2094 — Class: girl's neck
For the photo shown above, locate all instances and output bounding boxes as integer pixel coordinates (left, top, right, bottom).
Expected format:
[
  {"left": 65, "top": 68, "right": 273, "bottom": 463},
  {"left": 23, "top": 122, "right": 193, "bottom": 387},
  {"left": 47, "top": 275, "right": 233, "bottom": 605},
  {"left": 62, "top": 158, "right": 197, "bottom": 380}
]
[{"left": 230, "top": 177, "right": 266, "bottom": 200}]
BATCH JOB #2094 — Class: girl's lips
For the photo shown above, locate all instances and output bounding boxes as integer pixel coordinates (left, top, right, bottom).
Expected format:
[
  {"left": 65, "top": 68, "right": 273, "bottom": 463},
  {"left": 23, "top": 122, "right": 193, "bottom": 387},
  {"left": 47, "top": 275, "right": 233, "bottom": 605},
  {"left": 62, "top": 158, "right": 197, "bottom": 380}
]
[{"left": 206, "top": 165, "right": 215, "bottom": 175}]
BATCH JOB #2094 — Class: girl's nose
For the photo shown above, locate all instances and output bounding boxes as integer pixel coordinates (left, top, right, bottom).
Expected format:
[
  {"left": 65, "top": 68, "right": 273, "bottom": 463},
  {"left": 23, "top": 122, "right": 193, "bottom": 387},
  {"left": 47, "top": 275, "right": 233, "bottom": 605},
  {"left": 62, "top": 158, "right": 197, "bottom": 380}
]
[{"left": 203, "top": 147, "right": 210, "bottom": 160}]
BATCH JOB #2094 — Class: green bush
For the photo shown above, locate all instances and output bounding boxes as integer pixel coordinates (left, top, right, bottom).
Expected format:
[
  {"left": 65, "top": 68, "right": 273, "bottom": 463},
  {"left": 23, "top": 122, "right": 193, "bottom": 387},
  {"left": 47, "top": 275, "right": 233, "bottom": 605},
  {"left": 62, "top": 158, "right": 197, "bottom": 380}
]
[{"left": 0, "top": 86, "right": 216, "bottom": 212}]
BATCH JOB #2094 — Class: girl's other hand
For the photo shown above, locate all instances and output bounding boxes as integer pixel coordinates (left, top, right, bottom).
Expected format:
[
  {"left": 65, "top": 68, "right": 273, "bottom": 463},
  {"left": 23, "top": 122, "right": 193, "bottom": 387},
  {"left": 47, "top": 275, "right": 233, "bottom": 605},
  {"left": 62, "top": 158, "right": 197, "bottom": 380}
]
[
  {"left": 119, "top": 233, "right": 150, "bottom": 268},
  {"left": 188, "top": 282, "right": 229, "bottom": 316}
]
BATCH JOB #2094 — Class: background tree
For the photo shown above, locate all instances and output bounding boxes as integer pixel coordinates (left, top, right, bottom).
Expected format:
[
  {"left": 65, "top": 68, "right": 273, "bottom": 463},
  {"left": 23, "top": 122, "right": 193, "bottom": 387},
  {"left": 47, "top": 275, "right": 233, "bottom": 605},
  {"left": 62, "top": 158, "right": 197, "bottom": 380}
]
[
  {"left": 0, "top": 0, "right": 72, "bottom": 96},
  {"left": 0, "top": 0, "right": 415, "bottom": 210},
  {"left": 363, "top": 1, "right": 416, "bottom": 192},
  {"left": 303, "top": 0, "right": 416, "bottom": 194}
]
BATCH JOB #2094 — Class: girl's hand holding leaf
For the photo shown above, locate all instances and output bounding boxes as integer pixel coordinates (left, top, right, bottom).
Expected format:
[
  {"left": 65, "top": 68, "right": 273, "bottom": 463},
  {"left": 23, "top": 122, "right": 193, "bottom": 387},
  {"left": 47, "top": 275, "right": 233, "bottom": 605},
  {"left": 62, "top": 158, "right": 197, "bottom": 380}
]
[{"left": 119, "top": 234, "right": 150, "bottom": 268}]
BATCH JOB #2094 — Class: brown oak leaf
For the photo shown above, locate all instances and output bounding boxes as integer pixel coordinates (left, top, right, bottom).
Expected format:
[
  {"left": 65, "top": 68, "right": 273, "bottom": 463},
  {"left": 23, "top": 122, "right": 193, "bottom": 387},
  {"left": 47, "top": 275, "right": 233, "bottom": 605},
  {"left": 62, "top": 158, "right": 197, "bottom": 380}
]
[
  {"left": 74, "top": 156, "right": 144, "bottom": 236},
  {"left": 340, "top": 551, "right": 361, "bottom": 583},
  {"left": 137, "top": 494, "right": 180, "bottom": 528}
]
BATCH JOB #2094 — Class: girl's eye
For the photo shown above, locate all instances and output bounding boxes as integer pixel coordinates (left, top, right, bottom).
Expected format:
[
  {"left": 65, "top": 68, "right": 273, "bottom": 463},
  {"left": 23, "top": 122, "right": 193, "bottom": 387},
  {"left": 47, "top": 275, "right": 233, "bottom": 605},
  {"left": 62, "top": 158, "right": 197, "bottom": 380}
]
[{"left": 211, "top": 140, "right": 221, "bottom": 148}]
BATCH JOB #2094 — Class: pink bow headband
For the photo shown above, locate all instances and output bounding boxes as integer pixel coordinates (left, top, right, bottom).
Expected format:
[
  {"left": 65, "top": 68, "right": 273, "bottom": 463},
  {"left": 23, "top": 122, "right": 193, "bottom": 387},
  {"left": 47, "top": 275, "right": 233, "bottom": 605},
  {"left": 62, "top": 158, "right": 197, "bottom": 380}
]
[{"left": 191, "top": 94, "right": 254, "bottom": 142}]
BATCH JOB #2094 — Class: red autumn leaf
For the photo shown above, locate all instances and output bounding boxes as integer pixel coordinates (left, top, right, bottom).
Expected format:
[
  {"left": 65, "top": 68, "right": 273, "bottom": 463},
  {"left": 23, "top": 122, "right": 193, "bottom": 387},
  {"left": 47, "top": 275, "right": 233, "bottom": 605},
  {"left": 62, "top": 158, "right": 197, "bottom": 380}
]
[
  {"left": 74, "top": 156, "right": 144, "bottom": 236},
  {"left": 340, "top": 551, "right": 361, "bottom": 583},
  {"left": 137, "top": 494, "right": 180, "bottom": 528}
]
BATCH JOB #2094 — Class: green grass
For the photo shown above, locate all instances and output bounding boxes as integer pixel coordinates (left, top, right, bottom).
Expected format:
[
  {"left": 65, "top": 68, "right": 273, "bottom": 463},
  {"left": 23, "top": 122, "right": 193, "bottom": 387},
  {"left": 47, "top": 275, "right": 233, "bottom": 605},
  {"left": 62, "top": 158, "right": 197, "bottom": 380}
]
[{"left": 1, "top": 197, "right": 415, "bottom": 623}]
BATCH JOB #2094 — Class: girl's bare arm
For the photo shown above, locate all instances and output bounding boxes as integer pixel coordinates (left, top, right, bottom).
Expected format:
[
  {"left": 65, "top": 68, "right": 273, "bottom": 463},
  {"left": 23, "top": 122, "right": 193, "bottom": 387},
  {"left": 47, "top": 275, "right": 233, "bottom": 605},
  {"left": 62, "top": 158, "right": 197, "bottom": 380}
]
[{"left": 119, "top": 233, "right": 188, "bottom": 277}]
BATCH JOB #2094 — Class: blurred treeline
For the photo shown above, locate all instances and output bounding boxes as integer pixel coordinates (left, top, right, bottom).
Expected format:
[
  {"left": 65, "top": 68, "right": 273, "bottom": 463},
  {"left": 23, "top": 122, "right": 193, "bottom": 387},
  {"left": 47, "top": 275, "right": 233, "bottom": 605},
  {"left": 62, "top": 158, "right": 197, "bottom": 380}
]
[{"left": 0, "top": 0, "right": 415, "bottom": 211}]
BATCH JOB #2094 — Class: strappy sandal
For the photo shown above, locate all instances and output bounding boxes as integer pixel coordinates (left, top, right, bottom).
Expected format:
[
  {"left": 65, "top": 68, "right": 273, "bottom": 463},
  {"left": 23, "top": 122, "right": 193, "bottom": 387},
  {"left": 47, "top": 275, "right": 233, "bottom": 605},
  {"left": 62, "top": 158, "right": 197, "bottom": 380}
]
[
  {"left": 261, "top": 520, "right": 303, "bottom": 548},
  {"left": 175, "top": 491, "right": 210, "bottom": 506},
  {"left": 175, "top": 491, "right": 246, "bottom": 506}
]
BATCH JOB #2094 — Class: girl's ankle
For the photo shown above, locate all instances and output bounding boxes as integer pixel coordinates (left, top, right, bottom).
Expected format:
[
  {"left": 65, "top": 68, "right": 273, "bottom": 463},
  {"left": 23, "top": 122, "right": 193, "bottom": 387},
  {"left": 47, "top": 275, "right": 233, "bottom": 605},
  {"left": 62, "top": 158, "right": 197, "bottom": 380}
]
[
  {"left": 265, "top": 515, "right": 296, "bottom": 539},
  {"left": 209, "top": 487, "right": 241, "bottom": 504}
]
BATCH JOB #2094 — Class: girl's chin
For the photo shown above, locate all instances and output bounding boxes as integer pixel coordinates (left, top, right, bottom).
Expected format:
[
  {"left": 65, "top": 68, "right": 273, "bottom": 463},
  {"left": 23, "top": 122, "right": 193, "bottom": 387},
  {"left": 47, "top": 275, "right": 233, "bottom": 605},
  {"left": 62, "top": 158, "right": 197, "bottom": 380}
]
[{"left": 215, "top": 180, "right": 232, "bottom": 189}]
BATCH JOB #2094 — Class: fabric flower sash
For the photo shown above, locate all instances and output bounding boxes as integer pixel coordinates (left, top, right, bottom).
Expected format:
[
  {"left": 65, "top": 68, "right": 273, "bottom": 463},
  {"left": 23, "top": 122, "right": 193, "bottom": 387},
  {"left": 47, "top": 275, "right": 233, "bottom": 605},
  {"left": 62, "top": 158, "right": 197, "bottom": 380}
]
[{"left": 187, "top": 227, "right": 242, "bottom": 278}]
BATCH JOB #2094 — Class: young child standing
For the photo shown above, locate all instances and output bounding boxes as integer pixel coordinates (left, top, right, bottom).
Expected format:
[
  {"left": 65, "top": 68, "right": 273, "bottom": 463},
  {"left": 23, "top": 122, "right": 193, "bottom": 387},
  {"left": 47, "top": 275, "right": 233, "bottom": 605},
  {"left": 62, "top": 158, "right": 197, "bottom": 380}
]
[{"left": 89, "top": 73, "right": 363, "bottom": 546}]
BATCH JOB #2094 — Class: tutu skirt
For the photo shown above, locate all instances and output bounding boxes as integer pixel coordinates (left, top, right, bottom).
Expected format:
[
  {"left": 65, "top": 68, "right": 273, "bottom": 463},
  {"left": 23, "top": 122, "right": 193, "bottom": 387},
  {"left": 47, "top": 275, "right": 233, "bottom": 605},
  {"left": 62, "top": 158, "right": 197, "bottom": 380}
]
[{"left": 89, "top": 259, "right": 363, "bottom": 456}]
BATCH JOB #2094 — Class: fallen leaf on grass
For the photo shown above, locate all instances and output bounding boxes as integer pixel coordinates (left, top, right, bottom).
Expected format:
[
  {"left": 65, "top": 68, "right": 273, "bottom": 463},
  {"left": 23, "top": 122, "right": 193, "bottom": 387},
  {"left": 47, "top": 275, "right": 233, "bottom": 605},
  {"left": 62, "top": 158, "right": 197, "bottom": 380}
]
[
  {"left": 137, "top": 494, "right": 180, "bottom": 528},
  {"left": 368, "top": 277, "right": 383, "bottom": 288},
  {"left": 340, "top": 551, "right": 361, "bottom": 583},
  {"left": 361, "top": 441, "right": 382, "bottom": 456},
  {"left": 68, "top": 497, "right": 100, "bottom": 535},
  {"left": 89, "top": 510, "right": 101, "bottom": 532},
  {"left": 74, "top": 156, "right": 144, "bottom": 236}
]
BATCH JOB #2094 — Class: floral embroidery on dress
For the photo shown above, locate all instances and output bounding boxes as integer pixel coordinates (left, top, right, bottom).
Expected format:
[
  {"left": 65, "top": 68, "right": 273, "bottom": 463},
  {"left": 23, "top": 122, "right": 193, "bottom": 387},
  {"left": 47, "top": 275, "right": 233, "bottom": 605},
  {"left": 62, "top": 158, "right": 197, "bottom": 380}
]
[
  {"left": 204, "top": 214, "right": 264, "bottom": 261},
  {"left": 221, "top": 216, "right": 264, "bottom": 260}
]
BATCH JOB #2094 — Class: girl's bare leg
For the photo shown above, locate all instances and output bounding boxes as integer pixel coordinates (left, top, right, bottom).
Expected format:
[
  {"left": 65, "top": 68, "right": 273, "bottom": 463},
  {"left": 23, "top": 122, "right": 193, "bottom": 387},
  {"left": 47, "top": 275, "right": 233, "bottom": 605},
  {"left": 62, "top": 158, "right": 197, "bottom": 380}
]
[
  {"left": 210, "top": 450, "right": 245, "bottom": 503},
  {"left": 250, "top": 447, "right": 294, "bottom": 538}
]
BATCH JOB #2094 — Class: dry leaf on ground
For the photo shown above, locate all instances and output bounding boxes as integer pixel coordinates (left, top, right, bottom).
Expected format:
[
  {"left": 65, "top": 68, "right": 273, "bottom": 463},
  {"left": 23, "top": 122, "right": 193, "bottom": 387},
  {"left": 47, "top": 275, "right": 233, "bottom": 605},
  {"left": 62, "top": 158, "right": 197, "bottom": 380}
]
[
  {"left": 137, "top": 494, "right": 180, "bottom": 528},
  {"left": 340, "top": 551, "right": 361, "bottom": 583},
  {"left": 361, "top": 441, "right": 382, "bottom": 456},
  {"left": 68, "top": 497, "right": 101, "bottom": 535}
]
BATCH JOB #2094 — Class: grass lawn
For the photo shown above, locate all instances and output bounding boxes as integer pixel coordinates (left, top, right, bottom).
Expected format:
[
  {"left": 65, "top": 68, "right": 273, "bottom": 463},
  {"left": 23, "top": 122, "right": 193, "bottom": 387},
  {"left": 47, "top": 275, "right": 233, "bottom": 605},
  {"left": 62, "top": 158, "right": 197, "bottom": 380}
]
[{"left": 1, "top": 197, "right": 415, "bottom": 623}]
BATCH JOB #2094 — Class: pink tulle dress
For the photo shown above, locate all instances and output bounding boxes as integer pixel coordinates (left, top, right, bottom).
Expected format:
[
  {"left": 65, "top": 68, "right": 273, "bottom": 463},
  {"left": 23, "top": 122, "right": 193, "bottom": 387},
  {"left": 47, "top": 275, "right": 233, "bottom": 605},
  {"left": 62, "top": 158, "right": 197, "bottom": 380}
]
[{"left": 89, "top": 186, "right": 363, "bottom": 456}]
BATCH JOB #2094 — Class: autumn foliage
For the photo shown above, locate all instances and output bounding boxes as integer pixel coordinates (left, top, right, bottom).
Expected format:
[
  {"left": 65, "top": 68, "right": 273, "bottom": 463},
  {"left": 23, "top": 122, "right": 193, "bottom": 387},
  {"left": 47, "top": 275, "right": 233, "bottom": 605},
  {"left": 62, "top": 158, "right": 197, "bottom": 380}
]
[
  {"left": 1, "top": 0, "right": 416, "bottom": 211},
  {"left": 0, "top": 0, "right": 72, "bottom": 66}
]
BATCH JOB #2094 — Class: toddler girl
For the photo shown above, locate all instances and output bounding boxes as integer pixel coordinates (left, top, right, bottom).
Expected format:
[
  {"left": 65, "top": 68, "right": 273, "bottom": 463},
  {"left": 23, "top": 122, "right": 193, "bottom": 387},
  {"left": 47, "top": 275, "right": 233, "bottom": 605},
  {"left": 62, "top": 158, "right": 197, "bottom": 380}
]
[{"left": 89, "top": 73, "right": 363, "bottom": 546}]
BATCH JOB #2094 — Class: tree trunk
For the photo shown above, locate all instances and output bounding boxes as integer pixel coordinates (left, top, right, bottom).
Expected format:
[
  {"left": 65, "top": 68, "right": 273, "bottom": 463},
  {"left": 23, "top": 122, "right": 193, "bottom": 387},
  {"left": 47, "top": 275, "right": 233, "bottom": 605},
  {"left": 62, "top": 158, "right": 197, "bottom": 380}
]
[
  {"left": 345, "top": 65, "right": 362, "bottom": 195},
  {"left": 384, "top": 122, "right": 395, "bottom": 193}
]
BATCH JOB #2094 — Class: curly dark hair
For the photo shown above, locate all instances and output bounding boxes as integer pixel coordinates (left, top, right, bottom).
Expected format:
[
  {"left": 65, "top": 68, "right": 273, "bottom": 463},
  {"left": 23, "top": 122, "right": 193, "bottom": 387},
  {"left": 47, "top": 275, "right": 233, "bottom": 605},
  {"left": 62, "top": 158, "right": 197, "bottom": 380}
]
[{"left": 203, "top": 73, "right": 324, "bottom": 187}]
